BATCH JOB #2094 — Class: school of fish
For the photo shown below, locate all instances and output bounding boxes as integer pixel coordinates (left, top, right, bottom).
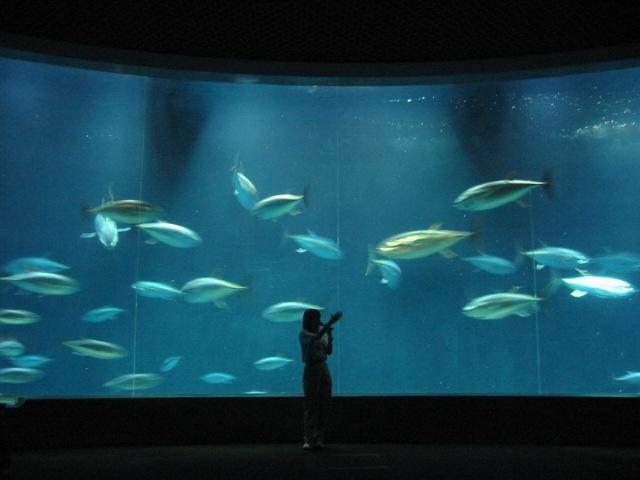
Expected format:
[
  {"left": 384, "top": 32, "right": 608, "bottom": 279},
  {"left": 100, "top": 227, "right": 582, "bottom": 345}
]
[{"left": 1, "top": 161, "right": 639, "bottom": 395}]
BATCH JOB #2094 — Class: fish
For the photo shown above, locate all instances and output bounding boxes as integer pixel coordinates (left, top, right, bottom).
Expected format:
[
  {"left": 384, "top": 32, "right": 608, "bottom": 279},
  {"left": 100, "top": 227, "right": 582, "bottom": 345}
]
[
  {"left": 0, "top": 309, "right": 41, "bottom": 325},
  {"left": 82, "top": 307, "right": 126, "bottom": 323},
  {"left": 286, "top": 230, "right": 343, "bottom": 260},
  {"left": 136, "top": 222, "right": 202, "bottom": 248},
  {"left": 251, "top": 185, "right": 309, "bottom": 220},
  {"left": 62, "top": 339, "right": 128, "bottom": 359},
  {"left": 201, "top": 372, "right": 236, "bottom": 384},
  {"left": 453, "top": 170, "right": 553, "bottom": 211},
  {"left": 559, "top": 275, "right": 637, "bottom": 298},
  {"left": 231, "top": 161, "right": 259, "bottom": 210},
  {"left": 375, "top": 224, "right": 474, "bottom": 260},
  {"left": 366, "top": 248, "right": 402, "bottom": 288},
  {"left": 87, "top": 199, "right": 161, "bottom": 224},
  {"left": 262, "top": 302, "right": 325, "bottom": 323},
  {"left": 522, "top": 246, "right": 590, "bottom": 270},
  {"left": 3, "top": 256, "right": 69, "bottom": 274},
  {"left": 160, "top": 356, "right": 182, "bottom": 372},
  {"left": 80, "top": 214, "right": 130, "bottom": 249},
  {"left": 131, "top": 281, "right": 183, "bottom": 300},
  {"left": 181, "top": 277, "right": 248, "bottom": 308},
  {"left": 587, "top": 252, "right": 640, "bottom": 274},
  {"left": 0, "top": 340, "right": 25, "bottom": 357},
  {"left": 0, "top": 367, "right": 44, "bottom": 383},
  {"left": 463, "top": 254, "right": 517, "bottom": 275},
  {"left": 1, "top": 272, "right": 80, "bottom": 295},
  {"left": 10, "top": 355, "right": 53, "bottom": 368},
  {"left": 253, "top": 356, "right": 294, "bottom": 370},
  {"left": 614, "top": 371, "right": 640, "bottom": 384},
  {"left": 462, "top": 292, "right": 543, "bottom": 320},
  {"left": 104, "top": 373, "right": 164, "bottom": 390}
]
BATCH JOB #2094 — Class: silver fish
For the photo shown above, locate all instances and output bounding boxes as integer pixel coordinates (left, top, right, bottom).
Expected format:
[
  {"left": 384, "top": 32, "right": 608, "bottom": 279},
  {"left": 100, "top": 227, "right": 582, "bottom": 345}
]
[
  {"left": 104, "top": 373, "right": 164, "bottom": 390},
  {"left": 136, "top": 221, "right": 202, "bottom": 248},
  {"left": 463, "top": 254, "right": 517, "bottom": 275},
  {"left": 454, "top": 171, "right": 552, "bottom": 211},
  {"left": 522, "top": 246, "right": 590, "bottom": 270},
  {"left": 232, "top": 161, "right": 259, "bottom": 210},
  {"left": 287, "top": 230, "right": 342, "bottom": 260},
  {"left": 0, "top": 309, "right": 40, "bottom": 325},
  {"left": 0, "top": 367, "right": 44, "bottom": 384},
  {"left": 131, "top": 281, "right": 183, "bottom": 300},
  {"left": 82, "top": 307, "right": 126, "bottom": 323},
  {"left": 376, "top": 224, "right": 473, "bottom": 260},
  {"left": 181, "top": 277, "right": 248, "bottom": 308},
  {"left": 253, "top": 356, "right": 294, "bottom": 370},
  {"left": 10, "top": 355, "right": 53, "bottom": 368},
  {"left": 80, "top": 214, "right": 130, "bottom": 249},
  {"left": 3, "top": 256, "right": 69, "bottom": 274},
  {"left": 251, "top": 186, "right": 309, "bottom": 220},
  {"left": 560, "top": 275, "right": 637, "bottom": 298},
  {"left": 87, "top": 199, "right": 161, "bottom": 224},
  {"left": 160, "top": 356, "right": 182, "bottom": 372},
  {"left": 201, "top": 372, "right": 236, "bottom": 384},
  {"left": 1, "top": 272, "right": 79, "bottom": 295},
  {"left": 63, "top": 339, "right": 128, "bottom": 359},
  {"left": 262, "top": 302, "right": 324, "bottom": 323},
  {"left": 614, "top": 371, "right": 640, "bottom": 384},
  {"left": 366, "top": 248, "right": 402, "bottom": 288},
  {"left": 588, "top": 252, "right": 640, "bottom": 274},
  {"left": 0, "top": 340, "right": 25, "bottom": 357},
  {"left": 462, "top": 292, "right": 542, "bottom": 320}
]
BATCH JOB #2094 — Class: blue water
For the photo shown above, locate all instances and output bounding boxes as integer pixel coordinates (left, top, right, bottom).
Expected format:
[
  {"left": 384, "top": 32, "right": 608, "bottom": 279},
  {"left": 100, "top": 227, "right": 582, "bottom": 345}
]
[{"left": 1, "top": 55, "right": 640, "bottom": 398}]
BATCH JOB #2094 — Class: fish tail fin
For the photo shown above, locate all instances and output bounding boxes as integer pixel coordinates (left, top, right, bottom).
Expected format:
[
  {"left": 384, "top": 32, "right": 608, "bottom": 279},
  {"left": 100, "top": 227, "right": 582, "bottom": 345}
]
[
  {"left": 543, "top": 268, "right": 562, "bottom": 298},
  {"left": 106, "top": 182, "right": 115, "bottom": 202},
  {"left": 302, "top": 184, "right": 310, "bottom": 209},
  {"left": 541, "top": 296, "right": 553, "bottom": 318},
  {"left": 80, "top": 202, "right": 92, "bottom": 222},
  {"left": 239, "top": 274, "right": 255, "bottom": 304},
  {"left": 230, "top": 151, "right": 242, "bottom": 172},
  {"left": 280, "top": 226, "right": 290, "bottom": 248},
  {"left": 471, "top": 216, "right": 484, "bottom": 253},
  {"left": 542, "top": 169, "right": 554, "bottom": 200},
  {"left": 365, "top": 245, "right": 376, "bottom": 276},
  {"left": 513, "top": 241, "right": 525, "bottom": 269}
]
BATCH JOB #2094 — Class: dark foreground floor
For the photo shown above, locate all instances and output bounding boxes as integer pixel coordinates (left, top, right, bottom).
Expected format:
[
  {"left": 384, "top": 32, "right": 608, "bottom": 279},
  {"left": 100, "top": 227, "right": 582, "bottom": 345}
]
[{"left": 4, "top": 443, "right": 640, "bottom": 480}]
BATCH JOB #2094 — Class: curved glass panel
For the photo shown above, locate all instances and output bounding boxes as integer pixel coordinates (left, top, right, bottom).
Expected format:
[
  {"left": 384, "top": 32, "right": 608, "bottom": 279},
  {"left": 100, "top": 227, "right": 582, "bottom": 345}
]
[{"left": 1, "top": 49, "right": 640, "bottom": 398}]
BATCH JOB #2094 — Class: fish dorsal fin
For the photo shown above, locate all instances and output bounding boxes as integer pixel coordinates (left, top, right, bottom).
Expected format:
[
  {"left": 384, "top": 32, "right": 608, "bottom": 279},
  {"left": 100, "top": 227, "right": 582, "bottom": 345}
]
[
  {"left": 210, "top": 268, "right": 225, "bottom": 279},
  {"left": 429, "top": 223, "right": 442, "bottom": 230},
  {"left": 509, "top": 286, "right": 522, "bottom": 293},
  {"left": 306, "top": 229, "right": 316, "bottom": 236},
  {"left": 505, "top": 171, "right": 516, "bottom": 180},
  {"left": 107, "top": 182, "right": 115, "bottom": 202},
  {"left": 575, "top": 268, "right": 589, "bottom": 276}
]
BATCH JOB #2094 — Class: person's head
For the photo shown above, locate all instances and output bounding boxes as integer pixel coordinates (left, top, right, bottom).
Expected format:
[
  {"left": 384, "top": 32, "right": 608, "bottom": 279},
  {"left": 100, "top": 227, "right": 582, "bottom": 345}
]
[{"left": 303, "top": 309, "right": 322, "bottom": 332}]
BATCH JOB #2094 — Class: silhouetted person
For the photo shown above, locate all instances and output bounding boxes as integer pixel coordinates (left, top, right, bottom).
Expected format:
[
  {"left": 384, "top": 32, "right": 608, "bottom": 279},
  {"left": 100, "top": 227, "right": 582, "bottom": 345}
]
[{"left": 300, "top": 308, "right": 342, "bottom": 450}]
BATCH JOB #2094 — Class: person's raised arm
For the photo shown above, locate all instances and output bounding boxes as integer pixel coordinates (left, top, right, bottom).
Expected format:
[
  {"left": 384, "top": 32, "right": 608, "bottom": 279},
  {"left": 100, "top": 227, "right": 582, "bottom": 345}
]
[{"left": 314, "top": 311, "right": 342, "bottom": 340}]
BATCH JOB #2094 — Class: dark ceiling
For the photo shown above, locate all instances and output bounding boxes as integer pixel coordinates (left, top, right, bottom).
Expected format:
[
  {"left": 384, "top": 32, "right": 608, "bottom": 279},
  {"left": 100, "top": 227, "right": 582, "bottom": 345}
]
[{"left": 1, "top": 2, "right": 640, "bottom": 64}]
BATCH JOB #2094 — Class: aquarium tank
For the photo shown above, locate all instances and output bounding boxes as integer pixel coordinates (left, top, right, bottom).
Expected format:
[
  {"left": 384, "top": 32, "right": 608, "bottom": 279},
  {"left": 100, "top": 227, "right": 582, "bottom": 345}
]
[{"left": 1, "top": 50, "right": 640, "bottom": 399}]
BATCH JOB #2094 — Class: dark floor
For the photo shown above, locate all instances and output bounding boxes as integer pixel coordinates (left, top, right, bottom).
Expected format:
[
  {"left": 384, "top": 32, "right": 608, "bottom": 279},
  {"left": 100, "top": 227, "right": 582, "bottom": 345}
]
[{"left": 4, "top": 443, "right": 640, "bottom": 480}]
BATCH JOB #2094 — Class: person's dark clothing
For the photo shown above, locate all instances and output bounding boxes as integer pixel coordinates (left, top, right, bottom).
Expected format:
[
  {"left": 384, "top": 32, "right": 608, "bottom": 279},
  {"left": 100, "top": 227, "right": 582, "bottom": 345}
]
[{"left": 300, "top": 330, "right": 332, "bottom": 445}]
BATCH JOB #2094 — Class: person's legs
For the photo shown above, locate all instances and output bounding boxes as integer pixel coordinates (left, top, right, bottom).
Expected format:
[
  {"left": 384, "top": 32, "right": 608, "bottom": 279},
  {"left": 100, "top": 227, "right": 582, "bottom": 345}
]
[
  {"left": 315, "top": 365, "right": 332, "bottom": 446},
  {"left": 303, "top": 365, "right": 321, "bottom": 447}
]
